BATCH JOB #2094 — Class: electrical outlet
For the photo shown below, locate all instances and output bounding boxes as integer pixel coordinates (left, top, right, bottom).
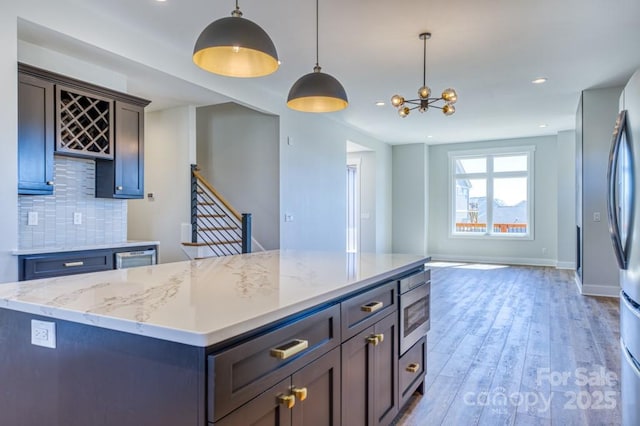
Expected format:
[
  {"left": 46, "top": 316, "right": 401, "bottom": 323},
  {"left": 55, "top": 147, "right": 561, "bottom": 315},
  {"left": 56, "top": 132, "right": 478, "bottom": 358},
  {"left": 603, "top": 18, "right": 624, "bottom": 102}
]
[
  {"left": 28, "top": 211, "right": 38, "bottom": 226},
  {"left": 31, "top": 320, "right": 56, "bottom": 349},
  {"left": 73, "top": 212, "right": 82, "bottom": 225},
  {"left": 593, "top": 212, "right": 601, "bottom": 222},
  {"left": 284, "top": 214, "right": 294, "bottom": 222}
]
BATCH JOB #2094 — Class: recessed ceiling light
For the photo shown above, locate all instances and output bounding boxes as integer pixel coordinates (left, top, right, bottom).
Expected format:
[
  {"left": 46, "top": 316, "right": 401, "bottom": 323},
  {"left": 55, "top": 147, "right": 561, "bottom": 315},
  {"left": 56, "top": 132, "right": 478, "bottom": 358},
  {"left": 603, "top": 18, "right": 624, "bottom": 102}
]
[
  {"left": 375, "top": 101, "right": 385, "bottom": 107},
  {"left": 538, "top": 124, "right": 548, "bottom": 128},
  {"left": 531, "top": 77, "right": 547, "bottom": 84},
  {"left": 427, "top": 135, "right": 433, "bottom": 138}
]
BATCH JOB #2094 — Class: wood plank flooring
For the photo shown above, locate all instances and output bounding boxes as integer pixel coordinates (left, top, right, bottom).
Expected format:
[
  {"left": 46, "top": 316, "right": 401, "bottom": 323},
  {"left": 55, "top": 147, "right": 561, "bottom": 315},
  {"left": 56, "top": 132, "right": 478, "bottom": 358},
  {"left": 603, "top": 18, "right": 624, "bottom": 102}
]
[{"left": 395, "top": 263, "right": 621, "bottom": 426}]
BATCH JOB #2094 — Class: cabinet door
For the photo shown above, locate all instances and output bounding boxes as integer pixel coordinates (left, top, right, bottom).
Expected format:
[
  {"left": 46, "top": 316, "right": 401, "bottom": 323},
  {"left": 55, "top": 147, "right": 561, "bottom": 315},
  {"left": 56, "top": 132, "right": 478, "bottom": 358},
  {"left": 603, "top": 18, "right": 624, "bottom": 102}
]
[
  {"left": 95, "top": 101, "right": 144, "bottom": 199},
  {"left": 18, "top": 73, "right": 54, "bottom": 195},
  {"left": 372, "top": 313, "right": 399, "bottom": 426},
  {"left": 341, "top": 325, "right": 374, "bottom": 426},
  {"left": 215, "top": 377, "right": 292, "bottom": 426},
  {"left": 341, "top": 313, "right": 399, "bottom": 426},
  {"left": 291, "top": 347, "right": 341, "bottom": 426}
]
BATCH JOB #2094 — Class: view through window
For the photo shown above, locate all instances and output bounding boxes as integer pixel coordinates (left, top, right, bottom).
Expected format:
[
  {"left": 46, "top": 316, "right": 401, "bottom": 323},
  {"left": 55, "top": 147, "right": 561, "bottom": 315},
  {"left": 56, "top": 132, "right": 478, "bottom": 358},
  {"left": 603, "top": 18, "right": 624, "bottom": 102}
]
[{"left": 450, "top": 147, "right": 534, "bottom": 237}]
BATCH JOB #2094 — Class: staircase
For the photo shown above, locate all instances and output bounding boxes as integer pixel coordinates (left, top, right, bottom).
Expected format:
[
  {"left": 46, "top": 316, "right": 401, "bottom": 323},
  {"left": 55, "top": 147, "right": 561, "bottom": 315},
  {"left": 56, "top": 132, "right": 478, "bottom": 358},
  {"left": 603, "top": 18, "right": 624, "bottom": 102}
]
[{"left": 182, "top": 165, "right": 261, "bottom": 259}]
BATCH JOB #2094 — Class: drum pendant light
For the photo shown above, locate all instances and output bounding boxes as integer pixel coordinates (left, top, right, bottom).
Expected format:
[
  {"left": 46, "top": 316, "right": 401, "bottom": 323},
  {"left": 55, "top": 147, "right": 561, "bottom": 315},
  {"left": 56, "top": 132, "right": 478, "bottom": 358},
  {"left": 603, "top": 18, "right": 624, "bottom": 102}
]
[
  {"left": 193, "top": 0, "right": 279, "bottom": 78},
  {"left": 287, "top": 0, "right": 348, "bottom": 112}
]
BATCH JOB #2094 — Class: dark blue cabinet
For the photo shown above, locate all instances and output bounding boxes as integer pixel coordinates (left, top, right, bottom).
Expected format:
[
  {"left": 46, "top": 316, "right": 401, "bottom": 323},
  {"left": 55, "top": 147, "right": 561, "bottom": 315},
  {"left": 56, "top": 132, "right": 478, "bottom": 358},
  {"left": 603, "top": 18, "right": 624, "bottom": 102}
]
[
  {"left": 95, "top": 102, "right": 145, "bottom": 199},
  {"left": 18, "top": 73, "right": 55, "bottom": 195}
]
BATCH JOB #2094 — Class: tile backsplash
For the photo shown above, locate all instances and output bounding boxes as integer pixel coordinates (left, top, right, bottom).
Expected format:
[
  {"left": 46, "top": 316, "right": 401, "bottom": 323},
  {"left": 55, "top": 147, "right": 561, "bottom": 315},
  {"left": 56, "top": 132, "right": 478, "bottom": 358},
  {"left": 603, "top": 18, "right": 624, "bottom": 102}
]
[{"left": 18, "top": 156, "right": 127, "bottom": 249}]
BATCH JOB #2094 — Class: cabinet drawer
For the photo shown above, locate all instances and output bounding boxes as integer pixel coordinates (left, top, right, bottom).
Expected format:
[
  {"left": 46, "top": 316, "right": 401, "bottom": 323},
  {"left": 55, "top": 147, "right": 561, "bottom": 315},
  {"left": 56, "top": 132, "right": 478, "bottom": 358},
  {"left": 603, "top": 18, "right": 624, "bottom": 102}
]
[
  {"left": 399, "top": 337, "right": 426, "bottom": 408},
  {"left": 208, "top": 304, "right": 340, "bottom": 423},
  {"left": 341, "top": 281, "right": 396, "bottom": 341},
  {"left": 21, "top": 250, "right": 113, "bottom": 281}
]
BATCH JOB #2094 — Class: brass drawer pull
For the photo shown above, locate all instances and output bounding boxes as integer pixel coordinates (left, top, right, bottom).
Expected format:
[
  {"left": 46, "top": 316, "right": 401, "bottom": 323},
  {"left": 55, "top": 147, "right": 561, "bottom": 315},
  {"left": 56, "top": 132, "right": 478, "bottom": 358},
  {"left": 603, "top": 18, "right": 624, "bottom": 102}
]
[
  {"left": 406, "top": 363, "right": 420, "bottom": 373},
  {"left": 278, "top": 394, "right": 296, "bottom": 409},
  {"left": 46, "top": 181, "right": 54, "bottom": 186},
  {"left": 64, "top": 261, "right": 84, "bottom": 267},
  {"left": 116, "top": 186, "right": 123, "bottom": 191},
  {"left": 361, "top": 301, "right": 383, "bottom": 313},
  {"left": 367, "top": 333, "right": 384, "bottom": 346},
  {"left": 292, "top": 387, "right": 308, "bottom": 401},
  {"left": 270, "top": 339, "right": 309, "bottom": 360}
]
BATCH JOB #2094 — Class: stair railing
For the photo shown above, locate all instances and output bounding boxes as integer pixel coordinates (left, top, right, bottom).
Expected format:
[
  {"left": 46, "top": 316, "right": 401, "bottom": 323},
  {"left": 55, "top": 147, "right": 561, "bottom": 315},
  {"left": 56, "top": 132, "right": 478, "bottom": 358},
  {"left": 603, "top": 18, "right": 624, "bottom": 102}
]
[{"left": 190, "top": 164, "right": 252, "bottom": 256}]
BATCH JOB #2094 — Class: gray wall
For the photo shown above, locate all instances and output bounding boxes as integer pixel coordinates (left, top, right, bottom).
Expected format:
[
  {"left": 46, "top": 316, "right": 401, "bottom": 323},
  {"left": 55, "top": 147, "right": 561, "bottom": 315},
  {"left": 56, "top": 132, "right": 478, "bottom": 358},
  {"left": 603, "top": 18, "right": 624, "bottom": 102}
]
[
  {"left": 196, "top": 103, "right": 280, "bottom": 250},
  {"left": 556, "top": 130, "right": 576, "bottom": 268},
  {"left": 428, "top": 135, "right": 559, "bottom": 265},
  {"left": 128, "top": 106, "right": 195, "bottom": 264},
  {"left": 392, "top": 144, "right": 429, "bottom": 255},
  {"left": 578, "top": 87, "right": 623, "bottom": 296}
]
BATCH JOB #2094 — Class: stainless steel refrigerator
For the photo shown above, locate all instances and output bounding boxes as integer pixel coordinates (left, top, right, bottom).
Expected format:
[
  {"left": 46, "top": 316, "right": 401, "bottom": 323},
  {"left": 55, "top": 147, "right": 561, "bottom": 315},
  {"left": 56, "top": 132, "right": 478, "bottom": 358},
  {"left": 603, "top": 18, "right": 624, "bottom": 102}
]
[{"left": 607, "top": 68, "right": 640, "bottom": 426}]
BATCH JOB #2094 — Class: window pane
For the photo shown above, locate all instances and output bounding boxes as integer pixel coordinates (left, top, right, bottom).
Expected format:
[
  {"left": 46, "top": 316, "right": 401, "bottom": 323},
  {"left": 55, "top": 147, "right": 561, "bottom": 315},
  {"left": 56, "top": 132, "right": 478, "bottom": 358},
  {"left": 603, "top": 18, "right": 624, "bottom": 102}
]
[
  {"left": 494, "top": 155, "right": 527, "bottom": 172},
  {"left": 492, "top": 177, "right": 527, "bottom": 234},
  {"left": 456, "top": 157, "right": 486, "bottom": 174},
  {"left": 455, "top": 178, "right": 486, "bottom": 233}
]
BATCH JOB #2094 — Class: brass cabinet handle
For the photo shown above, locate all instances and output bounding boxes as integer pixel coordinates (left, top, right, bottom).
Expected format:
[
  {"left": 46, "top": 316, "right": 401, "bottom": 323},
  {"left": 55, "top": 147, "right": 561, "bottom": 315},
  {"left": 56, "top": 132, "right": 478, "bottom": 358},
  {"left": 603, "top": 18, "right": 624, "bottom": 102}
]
[
  {"left": 270, "top": 339, "right": 309, "bottom": 360},
  {"left": 64, "top": 261, "right": 84, "bottom": 267},
  {"left": 361, "top": 301, "right": 383, "bottom": 313},
  {"left": 292, "top": 387, "right": 308, "bottom": 401},
  {"left": 367, "top": 333, "right": 384, "bottom": 346},
  {"left": 46, "top": 181, "right": 54, "bottom": 186},
  {"left": 116, "top": 186, "right": 123, "bottom": 191},
  {"left": 278, "top": 394, "right": 296, "bottom": 409},
  {"left": 406, "top": 363, "right": 420, "bottom": 373}
]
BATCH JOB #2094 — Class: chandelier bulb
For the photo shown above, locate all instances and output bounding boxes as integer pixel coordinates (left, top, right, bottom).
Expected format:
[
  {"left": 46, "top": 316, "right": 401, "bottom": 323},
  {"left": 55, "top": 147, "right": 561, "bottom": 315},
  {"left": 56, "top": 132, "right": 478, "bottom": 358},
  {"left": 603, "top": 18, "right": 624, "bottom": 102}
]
[
  {"left": 442, "top": 103, "right": 456, "bottom": 116},
  {"left": 391, "top": 95, "right": 405, "bottom": 107},
  {"left": 399, "top": 106, "right": 410, "bottom": 118},
  {"left": 418, "top": 86, "right": 431, "bottom": 99},
  {"left": 442, "top": 88, "right": 458, "bottom": 104}
]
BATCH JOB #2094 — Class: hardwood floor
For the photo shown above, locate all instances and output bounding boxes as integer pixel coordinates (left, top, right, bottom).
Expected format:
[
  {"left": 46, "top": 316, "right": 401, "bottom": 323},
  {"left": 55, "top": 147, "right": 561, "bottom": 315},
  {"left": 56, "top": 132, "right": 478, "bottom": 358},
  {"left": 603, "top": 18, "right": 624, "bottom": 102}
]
[{"left": 395, "top": 263, "right": 621, "bottom": 426}]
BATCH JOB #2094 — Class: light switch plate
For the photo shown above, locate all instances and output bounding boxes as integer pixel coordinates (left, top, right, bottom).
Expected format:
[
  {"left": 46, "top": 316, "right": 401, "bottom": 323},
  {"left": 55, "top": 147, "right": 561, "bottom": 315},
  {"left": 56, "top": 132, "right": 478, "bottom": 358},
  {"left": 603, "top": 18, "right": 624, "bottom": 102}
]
[
  {"left": 28, "top": 211, "right": 38, "bottom": 226},
  {"left": 73, "top": 212, "right": 82, "bottom": 225}
]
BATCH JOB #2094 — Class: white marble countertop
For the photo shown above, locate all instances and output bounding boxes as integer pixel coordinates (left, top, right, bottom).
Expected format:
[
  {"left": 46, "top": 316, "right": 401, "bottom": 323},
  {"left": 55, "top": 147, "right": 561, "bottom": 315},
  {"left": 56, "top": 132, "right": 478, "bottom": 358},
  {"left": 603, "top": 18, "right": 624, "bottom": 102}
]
[
  {"left": 0, "top": 250, "right": 428, "bottom": 347},
  {"left": 12, "top": 240, "right": 160, "bottom": 255}
]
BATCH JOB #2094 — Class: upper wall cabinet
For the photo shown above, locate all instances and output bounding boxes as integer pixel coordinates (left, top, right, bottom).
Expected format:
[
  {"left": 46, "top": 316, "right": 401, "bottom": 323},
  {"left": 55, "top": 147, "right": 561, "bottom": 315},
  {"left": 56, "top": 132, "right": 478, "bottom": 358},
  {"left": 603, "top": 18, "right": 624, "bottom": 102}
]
[
  {"left": 17, "top": 63, "right": 150, "bottom": 199},
  {"left": 56, "top": 84, "right": 114, "bottom": 159},
  {"left": 95, "top": 102, "right": 145, "bottom": 199},
  {"left": 18, "top": 73, "right": 55, "bottom": 195}
]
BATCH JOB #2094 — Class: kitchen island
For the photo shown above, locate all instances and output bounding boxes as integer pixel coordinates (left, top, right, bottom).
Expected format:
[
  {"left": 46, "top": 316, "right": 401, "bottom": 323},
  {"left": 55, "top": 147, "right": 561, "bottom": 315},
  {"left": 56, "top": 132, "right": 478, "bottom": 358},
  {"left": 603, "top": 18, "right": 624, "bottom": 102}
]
[{"left": 0, "top": 250, "right": 429, "bottom": 426}]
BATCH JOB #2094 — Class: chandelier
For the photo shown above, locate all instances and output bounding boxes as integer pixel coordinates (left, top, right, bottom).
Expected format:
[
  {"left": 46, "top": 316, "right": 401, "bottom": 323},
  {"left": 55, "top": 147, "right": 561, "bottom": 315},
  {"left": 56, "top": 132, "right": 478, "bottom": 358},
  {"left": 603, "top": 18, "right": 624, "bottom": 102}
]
[{"left": 391, "top": 32, "right": 457, "bottom": 118}]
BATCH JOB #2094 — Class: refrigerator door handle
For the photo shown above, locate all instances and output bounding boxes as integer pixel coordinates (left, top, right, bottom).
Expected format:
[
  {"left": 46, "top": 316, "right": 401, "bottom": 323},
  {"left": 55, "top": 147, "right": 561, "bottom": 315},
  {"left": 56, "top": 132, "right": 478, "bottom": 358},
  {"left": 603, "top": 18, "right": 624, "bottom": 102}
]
[{"left": 607, "top": 110, "right": 629, "bottom": 270}]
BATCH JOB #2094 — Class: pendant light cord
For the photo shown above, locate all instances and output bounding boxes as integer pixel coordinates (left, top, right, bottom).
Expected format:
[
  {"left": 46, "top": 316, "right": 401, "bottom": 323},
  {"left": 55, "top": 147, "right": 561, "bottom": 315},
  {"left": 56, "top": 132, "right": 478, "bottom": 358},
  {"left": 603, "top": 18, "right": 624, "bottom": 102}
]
[
  {"left": 422, "top": 36, "right": 426, "bottom": 87},
  {"left": 315, "top": 0, "right": 319, "bottom": 68}
]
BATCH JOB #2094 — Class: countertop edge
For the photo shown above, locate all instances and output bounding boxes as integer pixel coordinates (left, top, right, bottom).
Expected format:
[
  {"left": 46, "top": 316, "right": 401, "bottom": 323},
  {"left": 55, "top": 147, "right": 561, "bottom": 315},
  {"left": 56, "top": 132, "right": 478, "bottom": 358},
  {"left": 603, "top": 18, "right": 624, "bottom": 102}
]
[
  {"left": 11, "top": 241, "right": 160, "bottom": 255},
  {"left": 1, "top": 256, "right": 430, "bottom": 347}
]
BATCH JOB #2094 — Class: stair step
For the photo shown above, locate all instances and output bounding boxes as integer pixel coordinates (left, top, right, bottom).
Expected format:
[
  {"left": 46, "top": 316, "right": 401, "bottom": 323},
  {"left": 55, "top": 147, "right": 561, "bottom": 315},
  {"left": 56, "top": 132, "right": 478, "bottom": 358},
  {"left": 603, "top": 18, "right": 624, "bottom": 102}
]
[
  {"left": 198, "top": 226, "right": 238, "bottom": 231},
  {"left": 197, "top": 214, "right": 225, "bottom": 218},
  {"left": 182, "top": 241, "right": 242, "bottom": 247},
  {"left": 198, "top": 202, "right": 217, "bottom": 206}
]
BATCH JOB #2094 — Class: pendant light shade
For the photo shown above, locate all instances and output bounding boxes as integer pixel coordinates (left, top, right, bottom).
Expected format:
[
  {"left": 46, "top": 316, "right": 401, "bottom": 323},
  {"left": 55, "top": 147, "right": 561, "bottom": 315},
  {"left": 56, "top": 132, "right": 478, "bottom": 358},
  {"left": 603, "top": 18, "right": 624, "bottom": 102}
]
[
  {"left": 193, "top": 4, "right": 279, "bottom": 78},
  {"left": 287, "top": 66, "right": 348, "bottom": 112},
  {"left": 286, "top": 0, "right": 348, "bottom": 112}
]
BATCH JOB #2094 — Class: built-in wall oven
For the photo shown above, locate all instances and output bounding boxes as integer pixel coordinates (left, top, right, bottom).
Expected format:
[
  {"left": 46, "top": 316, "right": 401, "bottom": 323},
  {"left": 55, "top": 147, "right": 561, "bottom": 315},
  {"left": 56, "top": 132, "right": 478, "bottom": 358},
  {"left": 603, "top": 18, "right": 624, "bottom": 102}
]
[{"left": 398, "top": 268, "right": 431, "bottom": 354}]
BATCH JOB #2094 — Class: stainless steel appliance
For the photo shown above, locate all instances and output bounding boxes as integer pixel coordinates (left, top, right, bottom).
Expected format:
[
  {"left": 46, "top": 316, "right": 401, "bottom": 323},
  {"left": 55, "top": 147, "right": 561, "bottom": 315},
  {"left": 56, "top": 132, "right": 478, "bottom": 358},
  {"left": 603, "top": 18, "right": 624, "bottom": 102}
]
[
  {"left": 607, "top": 69, "right": 640, "bottom": 426},
  {"left": 115, "top": 249, "right": 157, "bottom": 269},
  {"left": 398, "top": 269, "right": 431, "bottom": 354}
]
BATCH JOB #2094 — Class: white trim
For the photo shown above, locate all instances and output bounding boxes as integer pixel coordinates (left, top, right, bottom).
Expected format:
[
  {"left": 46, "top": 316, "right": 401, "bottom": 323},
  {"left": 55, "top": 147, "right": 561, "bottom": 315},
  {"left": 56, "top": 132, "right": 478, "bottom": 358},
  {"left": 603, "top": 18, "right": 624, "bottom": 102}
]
[
  {"left": 430, "top": 253, "right": 556, "bottom": 267},
  {"left": 579, "top": 284, "right": 620, "bottom": 298},
  {"left": 556, "top": 261, "right": 576, "bottom": 270}
]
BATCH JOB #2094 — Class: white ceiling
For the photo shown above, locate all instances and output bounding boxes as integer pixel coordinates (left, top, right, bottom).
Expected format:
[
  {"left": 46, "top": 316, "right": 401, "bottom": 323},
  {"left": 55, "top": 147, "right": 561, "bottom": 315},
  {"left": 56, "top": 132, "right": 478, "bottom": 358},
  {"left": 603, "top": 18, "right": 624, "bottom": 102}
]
[{"left": 21, "top": 0, "right": 640, "bottom": 145}]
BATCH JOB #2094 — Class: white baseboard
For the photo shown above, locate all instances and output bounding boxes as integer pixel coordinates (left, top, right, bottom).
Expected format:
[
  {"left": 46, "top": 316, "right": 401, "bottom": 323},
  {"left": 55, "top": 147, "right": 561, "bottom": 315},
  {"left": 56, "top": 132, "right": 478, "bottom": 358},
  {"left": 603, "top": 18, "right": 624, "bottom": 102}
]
[
  {"left": 556, "top": 261, "right": 576, "bottom": 270},
  {"left": 579, "top": 283, "right": 620, "bottom": 298},
  {"left": 429, "top": 253, "right": 556, "bottom": 267}
]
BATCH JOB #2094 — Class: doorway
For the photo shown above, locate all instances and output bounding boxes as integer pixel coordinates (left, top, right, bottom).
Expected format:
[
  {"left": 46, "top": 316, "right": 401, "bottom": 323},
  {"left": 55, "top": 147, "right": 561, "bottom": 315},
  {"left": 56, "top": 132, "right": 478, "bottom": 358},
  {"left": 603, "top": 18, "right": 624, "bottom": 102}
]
[{"left": 346, "top": 162, "right": 360, "bottom": 253}]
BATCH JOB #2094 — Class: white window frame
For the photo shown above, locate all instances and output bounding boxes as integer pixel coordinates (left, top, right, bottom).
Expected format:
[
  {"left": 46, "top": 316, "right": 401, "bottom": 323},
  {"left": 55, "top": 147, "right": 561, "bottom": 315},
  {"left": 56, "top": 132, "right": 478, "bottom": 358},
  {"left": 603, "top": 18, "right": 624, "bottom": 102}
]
[{"left": 448, "top": 146, "right": 535, "bottom": 240}]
